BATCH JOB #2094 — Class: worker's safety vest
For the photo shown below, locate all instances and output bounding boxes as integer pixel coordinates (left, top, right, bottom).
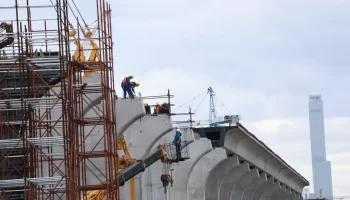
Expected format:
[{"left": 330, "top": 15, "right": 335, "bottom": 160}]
[
  {"left": 122, "top": 77, "right": 130, "bottom": 85},
  {"left": 154, "top": 105, "right": 159, "bottom": 112}
]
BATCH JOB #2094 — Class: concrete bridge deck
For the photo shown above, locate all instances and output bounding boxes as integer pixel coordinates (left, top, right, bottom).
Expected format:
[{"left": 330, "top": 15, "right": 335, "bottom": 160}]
[{"left": 116, "top": 98, "right": 309, "bottom": 200}]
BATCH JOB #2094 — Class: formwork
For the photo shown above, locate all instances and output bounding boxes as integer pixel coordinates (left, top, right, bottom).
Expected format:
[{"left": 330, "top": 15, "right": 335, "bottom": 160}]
[{"left": 0, "top": 0, "right": 119, "bottom": 199}]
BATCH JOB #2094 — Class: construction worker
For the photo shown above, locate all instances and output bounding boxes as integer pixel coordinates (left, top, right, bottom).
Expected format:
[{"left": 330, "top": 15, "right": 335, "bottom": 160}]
[
  {"left": 159, "top": 101, "right": 170, "bottom": 114},
  {"left": 144, "top": 102, "right": 151, "bottom": 114},
  {"left": 121, "top": 74, "right": 134, "bottom": 98},
  {"left": 153, "top": 102, "right": 160, "bottom": 115},
  {"left": 173, "top": 129, "right": 182, "bottom": 159},
  {"left": 130, "top": 82, "right": 140, "bottom": 96}
]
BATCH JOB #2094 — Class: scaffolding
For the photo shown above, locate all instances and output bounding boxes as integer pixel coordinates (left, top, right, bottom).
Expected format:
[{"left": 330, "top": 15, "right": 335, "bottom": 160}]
[{"left": 0, "top": 0, "right": 118, "bottom": 199}]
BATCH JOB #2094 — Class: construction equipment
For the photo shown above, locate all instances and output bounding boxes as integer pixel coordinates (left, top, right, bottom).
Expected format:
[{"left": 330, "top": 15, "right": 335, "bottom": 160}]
[
  {"left": 68, "top": 22, "right": 86, "bottom": 62},
  {"left": 208, "top": 86, "right": 239, "bottom": 127},
  {"left": 0, "top": 22, "right": 14, "bottom": 50},
  {"left": 81, "top": 139, "right": 189, "bottom": 200}
]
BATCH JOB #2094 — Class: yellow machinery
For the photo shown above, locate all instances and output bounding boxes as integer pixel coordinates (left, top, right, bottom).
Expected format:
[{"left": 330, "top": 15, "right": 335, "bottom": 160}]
[
  {"left": 68, "top": 21, "right": 101, "bottom": 77},
  {"left": 81, "top": 136, "right": 137, "bottom": 200}
]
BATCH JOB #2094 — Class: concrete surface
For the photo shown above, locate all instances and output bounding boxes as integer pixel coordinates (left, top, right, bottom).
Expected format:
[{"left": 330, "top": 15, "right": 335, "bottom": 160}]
[
  {"left": 218, "top": 162, "right": 250, "bottom": 200},
  {"left": 170, "top": 138, "right": 212, "bottom": 200},
  {"left": 241, "top": 172, "right": 268, "bottom": 200},
  {"left": 187, "top": 148, "right": 227, "bottom": 200},
  {"left": 224, "top": 127, "right": 308, "bottom": 194},
  {"left": 116, "top": 98, "right": 146, "bottom": 138},
  {"left": 206, "top": 156, "right": 240, "bottom": 200},
  {"left": 229, "top": 167, "right": 260, "bottom": 200}
]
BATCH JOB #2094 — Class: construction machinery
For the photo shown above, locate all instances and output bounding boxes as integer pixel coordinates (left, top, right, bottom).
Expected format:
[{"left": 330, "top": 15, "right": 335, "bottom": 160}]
[
  {"left": 208, "top": 86, "right": 240, "bottom": 127},
  {"left": 82, "top": 137, "right": 189, "bottom": 200}
]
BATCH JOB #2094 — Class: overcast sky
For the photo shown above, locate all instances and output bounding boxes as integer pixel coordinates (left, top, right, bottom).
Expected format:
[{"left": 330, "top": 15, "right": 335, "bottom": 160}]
[
  {"left": 104, "top": 0, "right": 350, "bottom": 196},
  {"left": 14, "top": 0, "right": 349, "bottom": 197},
  {"left": 109, "top": 0, "right": 350, "bottom": 197}
]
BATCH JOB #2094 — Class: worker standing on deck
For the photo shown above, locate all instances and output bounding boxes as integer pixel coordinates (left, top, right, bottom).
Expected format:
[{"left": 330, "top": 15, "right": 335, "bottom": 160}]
[
  {"left": 153, "top": 102, "right": 160, "bottom": 115},
  {"left": 173, "top": 129, "right": 182, "bottom": 159},
  {"left": 144, "top": 103, "right": 151, "bottom": 114},
  {"left": 159, "top": 101, "right": 170, "bottom": 114},
  {"left": 130, "top": 81, "right": 140, "bottom": 96},
  {"left": 121, "top": 74, "right": 134, "bottom": 98}
]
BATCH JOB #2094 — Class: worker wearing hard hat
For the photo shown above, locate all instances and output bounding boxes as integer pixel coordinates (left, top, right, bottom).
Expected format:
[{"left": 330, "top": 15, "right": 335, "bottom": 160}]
[
  {"left": 159, "top": 101, "right": 170, "bottom": 114},
  {"left": 144, "top": 102, "right": 151, "bottom": 114},
  {"left": 130, "top": 82, "right": 140, "bottom": 96},
  {"left": 121, "top": 74, "right": 135, "bottom": 98},
  {"left": 153, "top": 102, "right": 160, "bottom": 115},
  {"left": 173, "top": 129, "right": 182, "bottom": 159}
]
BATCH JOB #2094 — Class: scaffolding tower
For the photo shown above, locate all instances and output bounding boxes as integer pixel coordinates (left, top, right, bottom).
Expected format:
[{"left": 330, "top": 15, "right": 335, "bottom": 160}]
[{"left": 0, "top": 0, "right": 118, "bottom": 199}]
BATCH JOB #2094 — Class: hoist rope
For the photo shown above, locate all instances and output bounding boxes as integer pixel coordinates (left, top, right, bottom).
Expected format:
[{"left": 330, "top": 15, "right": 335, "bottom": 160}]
[{"left": 178, "top": 90, "right": 207, "bottom": 108}]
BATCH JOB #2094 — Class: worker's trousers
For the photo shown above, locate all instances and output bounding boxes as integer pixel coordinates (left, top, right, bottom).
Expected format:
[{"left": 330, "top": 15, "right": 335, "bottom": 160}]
[
  {"left": 121, "top": 84, "right": 133, "bottom": 98},
  {"left": 175, "top": 143, "right": 181, "bottom": 159}
]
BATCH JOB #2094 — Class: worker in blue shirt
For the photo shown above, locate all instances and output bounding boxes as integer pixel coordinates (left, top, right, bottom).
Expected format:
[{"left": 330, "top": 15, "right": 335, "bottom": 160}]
[
  {"left": 173, "top": 129, "right": 182, "bottom": 159},
  {"left": 121, "top": 74, "right": 134, "bottom": 98}
]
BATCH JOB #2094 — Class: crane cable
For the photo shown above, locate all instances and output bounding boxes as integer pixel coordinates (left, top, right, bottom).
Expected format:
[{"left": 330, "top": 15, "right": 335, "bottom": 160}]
[
  {"left": 193, "top": 92, "right": 209, "bottom": 113},
  {"left": 177, "top": 90, "right": 207, "bottom": 108},
  {"left": 71, "top": 0, "right": 88, "bottom": 26}
]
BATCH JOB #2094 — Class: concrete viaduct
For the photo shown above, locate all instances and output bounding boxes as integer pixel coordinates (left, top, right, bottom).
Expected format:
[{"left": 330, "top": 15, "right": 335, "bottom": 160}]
[
  {"left": 113, "top": 98, "right": 309, "bottom": 200},
  {"left": 47, "top": 74, "right": 309, "bottom": 200}
]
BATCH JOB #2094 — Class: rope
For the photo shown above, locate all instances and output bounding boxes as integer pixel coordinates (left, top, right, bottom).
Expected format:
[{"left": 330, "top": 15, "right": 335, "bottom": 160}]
[
  {"left": 194, "top": 92, "right": 208, "bottom": 113},
  {"left": 71, "top": 0, "right": 88, "bottom": 26},
  {"left": 178, "top": 90, "right": 207, "bottom": 108}
]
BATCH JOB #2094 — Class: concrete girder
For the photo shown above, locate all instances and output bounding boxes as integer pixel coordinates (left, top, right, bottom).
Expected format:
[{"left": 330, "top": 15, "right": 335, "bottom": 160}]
[
  {"left": 269, "top": 185, "right": 288, "bottom": 200},
  {"left": 187, "top": 148, "right": 227, "bottom": 200},
  {"left": 206, "top": 155, "right": 240, "bottom": 200},
  {"left": 241, "top": 172, "right": 268, "bottom": 200},
  {"left": 250, "top": 177, "right": 278, "bottom": 200},
  {"left": 230, "top": 167, "right": 260, "bottom": 200},
  {"left": 258, "top": 180, "right": 281, "bottom": 200},
  {"left": 170, "top": 139, "right": 213, "bottom": 200},
  {"left": 218, "top": 162, "right": 250, "bottom": 200},
  {"left": 224, "top": 128, "right": 308, "bottom": 193},
  {"left": 140, "top": 128, "right": 195, "bottom": 200},
  {"left": 116, "top": 98, "right": 146, "bottom": 138}
]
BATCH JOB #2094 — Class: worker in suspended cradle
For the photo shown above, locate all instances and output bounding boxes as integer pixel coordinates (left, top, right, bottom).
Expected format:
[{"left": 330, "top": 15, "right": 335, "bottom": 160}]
[
  {"left": 144, "top": 103, "right": 151, "bottom": 114},
  {"left": 121, "top": 74, "right": 134, "bottom": 98},
  {"left": 173, "top": 129, "right": 182, "bottom": 159},
  {"left": 159, "top": 101, "right": 170, "bottom": 114},
  {"left": 153, "top": 102, "right": 160, "bottom": 115},
  {"left": 130, "top": 81, "right": 140, "bottom": 96}
]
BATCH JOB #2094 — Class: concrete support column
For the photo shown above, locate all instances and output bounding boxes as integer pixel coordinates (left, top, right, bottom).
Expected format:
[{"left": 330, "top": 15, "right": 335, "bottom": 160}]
[
  {"left": 170, "top": 139, "right": 212, "bottom": 200},
  {"left": 218, "top": 162, "right": 250, "bottom": 200},
  {"left": 241, "top": 173, "right": 267, "bottom": 200},
  {"left": 141, "top": 128, "right": 195, "bottom": 200},
  {"left": 229, "top": 167, "right": 260, "bottom": 200},
  {"left": 205, "top": 156, "right": 240, "bottom": 200},
  {"left": 187, "top": 148, "right": 227, "bottom": 200}
]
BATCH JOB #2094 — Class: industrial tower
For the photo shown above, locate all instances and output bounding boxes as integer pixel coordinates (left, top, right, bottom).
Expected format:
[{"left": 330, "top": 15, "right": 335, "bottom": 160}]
[{"left": 308, "top": 95, "right": 333, "bottom": 199}]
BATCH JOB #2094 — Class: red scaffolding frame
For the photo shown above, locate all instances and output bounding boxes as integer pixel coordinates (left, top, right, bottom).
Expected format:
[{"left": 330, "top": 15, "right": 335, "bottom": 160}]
[{"left": 0, "top": 0, "right": 119, "bottom": 199}]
